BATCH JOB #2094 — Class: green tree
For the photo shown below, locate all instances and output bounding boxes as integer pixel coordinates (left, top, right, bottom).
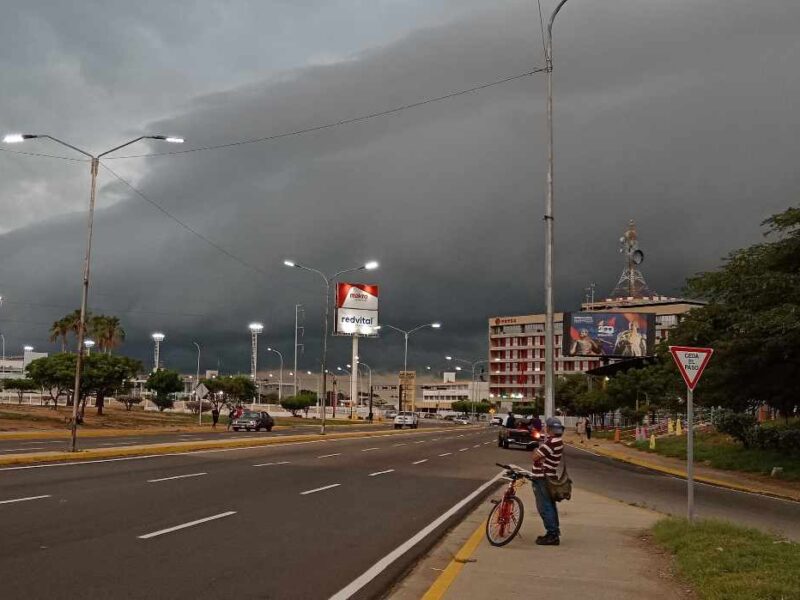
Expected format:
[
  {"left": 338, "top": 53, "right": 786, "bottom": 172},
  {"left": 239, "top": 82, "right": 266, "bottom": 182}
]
[
  {"left": 2, "top": 378, "right": 39, "bottom": 404},
  {"left": 452, "top": 400, "right": 492, "bottom": 414},
  {"left": 280, "top": 394, "right": 316, "bottom": 416},
  {"left": 26, "top": 353, "right": 77, "bottom": 409},
  {"left": 146, "top": 369, "right": 183, "bottom": 412},
  {"left": 82, "top": 354, "right": 141, "bottom": 415},
  {"left": 669, "top": 206, "right": 800, "bottom": 420},
  {"left": 48, "top": 317, "right": 71, "bottom": 353},
  {"left": 555, "top": 374, "right": 588, "bottom": 415}
]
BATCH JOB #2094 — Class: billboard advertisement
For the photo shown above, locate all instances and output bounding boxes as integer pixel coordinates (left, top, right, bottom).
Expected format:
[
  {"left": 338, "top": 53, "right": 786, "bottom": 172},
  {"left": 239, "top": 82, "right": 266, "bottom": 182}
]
[
  {"left": 336, "top": 283, "right": 379, "bottom": 336},
  {"left": 563, "top": 311, "right": 655, "bottom": 358}
]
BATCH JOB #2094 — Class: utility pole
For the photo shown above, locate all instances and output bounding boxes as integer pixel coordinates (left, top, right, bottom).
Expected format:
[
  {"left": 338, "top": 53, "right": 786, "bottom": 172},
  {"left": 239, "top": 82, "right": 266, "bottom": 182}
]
[{"left": 294, "top": 304, "right": 303, "bottom": 397}]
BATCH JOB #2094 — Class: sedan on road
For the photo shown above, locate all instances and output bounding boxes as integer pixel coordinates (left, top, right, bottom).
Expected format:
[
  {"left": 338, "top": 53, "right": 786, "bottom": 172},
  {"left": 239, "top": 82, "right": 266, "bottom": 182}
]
[{"left": 231, "top": 411, "right": 274, "bottom": 432}]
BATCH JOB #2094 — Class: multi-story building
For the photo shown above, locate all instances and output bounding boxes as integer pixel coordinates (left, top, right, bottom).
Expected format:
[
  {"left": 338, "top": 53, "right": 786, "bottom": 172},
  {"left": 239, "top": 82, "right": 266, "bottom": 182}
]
[
  {"left": 488, "top": 221, "right": 704, "bottom": 402},
  {"left": 418, "top": 373, "right": 489, "bottom": 413}
]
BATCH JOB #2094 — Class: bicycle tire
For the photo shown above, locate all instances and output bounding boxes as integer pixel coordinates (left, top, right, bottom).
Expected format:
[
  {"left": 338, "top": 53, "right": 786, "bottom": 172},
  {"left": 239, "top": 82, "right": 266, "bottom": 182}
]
[{"left": 486, "top": 496, "right": 524, "bottom": 546}]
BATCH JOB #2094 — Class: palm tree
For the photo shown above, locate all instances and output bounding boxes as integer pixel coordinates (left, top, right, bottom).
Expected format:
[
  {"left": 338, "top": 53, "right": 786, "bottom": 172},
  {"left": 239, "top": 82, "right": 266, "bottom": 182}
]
[
  {"left": 48, "top": 318, "right": 70, "bottom": 352},
  {"left": 90, "top": 315, "right": 125, "bottom": 353},
  {"left": 64, "top": 309, "right": 84, "bottom": 352}
]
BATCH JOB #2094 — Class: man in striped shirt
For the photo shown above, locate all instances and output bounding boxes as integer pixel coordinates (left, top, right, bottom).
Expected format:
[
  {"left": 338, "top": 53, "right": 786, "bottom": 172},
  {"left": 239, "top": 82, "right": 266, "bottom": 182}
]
[{"left": 531, "top": 417, "right": 564, "bottom": 546}]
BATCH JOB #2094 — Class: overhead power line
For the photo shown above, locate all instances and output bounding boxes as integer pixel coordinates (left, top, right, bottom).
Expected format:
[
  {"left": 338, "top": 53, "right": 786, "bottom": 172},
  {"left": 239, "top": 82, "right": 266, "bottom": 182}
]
[
  {"left": 104, "top": 68, "right": 546, "bottom": 160},
  {"left": 0, "top": 147, "right": 87, "bottom": 162},
  {"left": 100, "top": 164, "right": 268, "bottom": 277}
]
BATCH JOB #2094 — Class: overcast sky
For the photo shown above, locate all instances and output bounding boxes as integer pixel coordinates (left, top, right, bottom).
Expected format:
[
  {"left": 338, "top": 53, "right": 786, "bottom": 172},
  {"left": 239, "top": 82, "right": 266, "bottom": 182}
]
[{"left": 1, "top": 0, "right": 798, "bottom": 377}]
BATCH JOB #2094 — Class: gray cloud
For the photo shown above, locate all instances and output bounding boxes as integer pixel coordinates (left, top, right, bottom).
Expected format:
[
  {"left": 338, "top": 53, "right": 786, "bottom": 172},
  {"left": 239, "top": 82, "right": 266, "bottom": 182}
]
[{"left": 1, "top": 0, "right": 798, "bottom": 376}]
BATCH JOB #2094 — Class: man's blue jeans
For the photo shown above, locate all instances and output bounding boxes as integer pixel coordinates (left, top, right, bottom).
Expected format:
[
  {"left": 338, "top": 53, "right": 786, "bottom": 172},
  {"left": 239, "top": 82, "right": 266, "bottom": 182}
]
[{"left": 532, "top": 478, "right": 560, "bottom": 537}]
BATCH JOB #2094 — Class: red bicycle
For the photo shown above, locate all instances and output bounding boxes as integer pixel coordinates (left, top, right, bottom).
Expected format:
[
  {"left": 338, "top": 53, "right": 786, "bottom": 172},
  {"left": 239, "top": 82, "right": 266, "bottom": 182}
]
[{"left": 486, "top": 463, "right": 533, "bottom": 546}]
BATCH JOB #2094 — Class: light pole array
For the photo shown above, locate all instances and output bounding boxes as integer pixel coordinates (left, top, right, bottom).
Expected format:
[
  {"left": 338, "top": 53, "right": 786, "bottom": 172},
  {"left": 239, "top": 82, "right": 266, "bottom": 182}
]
[
  {"left": 283, "top": 259, "right": 378, "bottom": 434},
  {"left": 151, "top": 333, "right": 165, "bottom": 372},
  {"left": 2, "top": 133, "right": 183, "bottom": 452},
  {"left": 84, "top": 339, "right": 95, "bottom": 355},
  {"left": 266, "top": 347, "right": 284, "bottom": 402},
  {"left": 543, "top": 0, "right": 571, "bottom": 420},
  {"left": 249, "top": 322, "right": 263, "bottom": 408},
  {"left": 382, "top": 322, "right": 441, "bottom": 411}
]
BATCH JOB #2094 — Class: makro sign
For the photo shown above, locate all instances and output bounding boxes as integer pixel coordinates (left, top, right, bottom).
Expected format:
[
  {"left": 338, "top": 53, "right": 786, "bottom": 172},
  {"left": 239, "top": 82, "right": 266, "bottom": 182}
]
[{"left": 336, "top": 283, "right": 379, "bottom": 335}]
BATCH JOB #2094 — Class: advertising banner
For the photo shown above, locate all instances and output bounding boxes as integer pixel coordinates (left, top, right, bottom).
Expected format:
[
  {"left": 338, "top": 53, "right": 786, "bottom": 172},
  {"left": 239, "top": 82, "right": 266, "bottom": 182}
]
[
  {"left": 563, "top": 311, "right": 655, "bottom": 358},
  {"left": 335, "top": 283, "right": 379, "bottom": 336}
]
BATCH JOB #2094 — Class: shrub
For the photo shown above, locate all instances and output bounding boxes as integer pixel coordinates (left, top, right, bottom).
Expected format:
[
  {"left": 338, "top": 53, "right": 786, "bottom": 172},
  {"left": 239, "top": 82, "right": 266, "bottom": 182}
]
[
  {"left": 778, "top": 429, "right": 800, "bottom": 455},
  {"left": 117, "top": 395, "right": 142, "bottom": 411},
  {"left": 714, "top": 410, "right": 757, "bottom": 448}
]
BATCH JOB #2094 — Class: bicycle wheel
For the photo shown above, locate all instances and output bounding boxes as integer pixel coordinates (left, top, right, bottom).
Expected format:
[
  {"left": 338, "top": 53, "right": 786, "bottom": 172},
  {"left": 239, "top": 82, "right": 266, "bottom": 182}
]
[{"left": 486, "top": 496, "right": 524, "bottom": 546}]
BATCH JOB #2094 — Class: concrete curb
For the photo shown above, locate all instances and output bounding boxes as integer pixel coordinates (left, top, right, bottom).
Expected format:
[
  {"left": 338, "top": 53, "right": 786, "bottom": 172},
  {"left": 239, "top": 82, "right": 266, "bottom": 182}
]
[
  {"left": 0, "top": 426, "right": 467, "bottom": 467},
  {"left": 568, "top": 441, "right": 800, "bottom": 503},
  {"left": 421, "top": 520, "right": 486, "bottom": 600}
]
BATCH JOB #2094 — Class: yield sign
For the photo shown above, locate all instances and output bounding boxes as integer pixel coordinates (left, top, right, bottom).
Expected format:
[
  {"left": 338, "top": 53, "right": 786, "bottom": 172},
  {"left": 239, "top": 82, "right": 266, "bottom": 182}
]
[
  {"left": 669, "top": 346, "right": 713, "bottom": 390},
  {"left": 194, "top": 382, "right": 209, "bottom": 399}
]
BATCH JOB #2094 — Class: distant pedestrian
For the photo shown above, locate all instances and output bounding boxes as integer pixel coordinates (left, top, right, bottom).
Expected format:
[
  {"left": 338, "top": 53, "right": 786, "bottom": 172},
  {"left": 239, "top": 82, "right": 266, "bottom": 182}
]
[
  {"left": 531, "top": 417, "right": 565, "bottom": 546},
  {"left": 211, "top": 407, "right": 220, "bottom": 429},
  {"left": 585, "top": 420, "right": 592, "bottom": 440},
  {"left": 227, "top": 406, "right": 236, "bottom": 431},
  {"left": 505, "top": 410, "right": 516, "bottom": 429},
  {"left": 576, "top": 417, "right": 586, "bottom": 444},
  {"left": 531, "top": 416, "right": 543, "bottom": 432}
]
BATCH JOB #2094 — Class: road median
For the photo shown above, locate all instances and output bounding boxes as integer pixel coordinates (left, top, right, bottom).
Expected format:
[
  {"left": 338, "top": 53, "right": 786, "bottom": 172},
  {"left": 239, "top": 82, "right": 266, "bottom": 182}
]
[{"left": 0, "top": 426, "right": 465, "bottom": 467}]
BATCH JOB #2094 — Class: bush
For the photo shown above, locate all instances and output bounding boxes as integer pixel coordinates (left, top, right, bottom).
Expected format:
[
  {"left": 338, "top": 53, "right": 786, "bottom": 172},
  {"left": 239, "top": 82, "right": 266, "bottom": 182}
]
[
  {"left": 752, "top": 426, "right": 782, "bottom": 451},
  {"left": 150, "top": 395, "right": 174, "bottom": 412},
  {"left": 117, "top": 395, "right": 142, "bottom": 411},
  {"left": 779, "top": 429, "right": 800, "bottom": 455},
  {"left": 185, "top": 400, "right": 213, "bottom": 415},
  {"left": 714, "top": 410, "right": 757, "bottom": 448}
]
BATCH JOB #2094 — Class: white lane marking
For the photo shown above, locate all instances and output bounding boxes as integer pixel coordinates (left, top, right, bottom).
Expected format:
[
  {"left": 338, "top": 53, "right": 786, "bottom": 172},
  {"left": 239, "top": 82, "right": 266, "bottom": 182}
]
[
  {"left": 330, "top": 472, "right": 503, "bottom": 600},
  {"left": 414, "top": 440, "right": 426, "bottom": 444},
  {"left": 368, "top": 469, "right": 395, "bottom": 477},
  {"left": 138, "top": 511, "right": 236, "bottom": 539},
  {"left": 392, "top": 443, "right": 406, "bottom": 447},
  {"left": 459, "top": 448, "right": 469, "bottom": 452},
  {"left": 300, "top": 483, "right": 341, "bottom": 496},
  {"left": 1, "top": 447, "right": 47, "bottom": 452},
  {"left": 431, "top": 438, "right": 439, "bottom": 441},
  {"left": 21, "top": 441, "right": 61, "bottom": 445},
  {"left": 0, "top": 494, "right": 52, "bottom": 505},
  {"left": 147, "top": 472, "right": 207, "bottom": 483},
  {"left": 483, "top": 441, "right": 492, "bottom": 446},
  {"left": 473, "top": 444, "right": 480, "bottom": 448},
  {"left": 317, "top": 453, "right": 341, "bottom": 459},
  {"left": 457, "top": 434, "right": 464, "bottom": 437},
  {"left": 99, "top": 442, "right": 139, "bottom": 447},
  {"left": 252, "top": 461, "right": 290, "bottom": 467},
  {"left": 361, "top": 448, "right": 379, "bottom": 452},
  {"left": 412, "top": 459, "right": 428, "bottom": 465},
  {"left": 438, "top": 452, "right": 452, "bottom": 457}
]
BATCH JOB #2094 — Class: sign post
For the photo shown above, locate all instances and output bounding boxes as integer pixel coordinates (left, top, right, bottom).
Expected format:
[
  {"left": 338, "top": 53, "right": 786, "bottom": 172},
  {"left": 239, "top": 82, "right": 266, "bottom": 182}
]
[{"left": 669, "top": 345, "right": 713, "bottom": 523}]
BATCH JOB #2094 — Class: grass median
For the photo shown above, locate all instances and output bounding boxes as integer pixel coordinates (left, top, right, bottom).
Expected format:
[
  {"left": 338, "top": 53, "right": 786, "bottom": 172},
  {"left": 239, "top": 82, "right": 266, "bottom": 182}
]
[
  {"left": 634, "top": 432, "right": 800, "bottom": 481},
  {"left": 653, "top": 518, "right": 800, "bottom": 600}
]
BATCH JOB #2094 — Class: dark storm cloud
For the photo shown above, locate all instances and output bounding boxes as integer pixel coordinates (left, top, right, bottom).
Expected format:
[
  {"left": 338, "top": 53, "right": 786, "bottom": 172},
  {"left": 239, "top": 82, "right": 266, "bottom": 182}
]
[{"left": 1, "top": 0, "right": 799, "bottom": 375}]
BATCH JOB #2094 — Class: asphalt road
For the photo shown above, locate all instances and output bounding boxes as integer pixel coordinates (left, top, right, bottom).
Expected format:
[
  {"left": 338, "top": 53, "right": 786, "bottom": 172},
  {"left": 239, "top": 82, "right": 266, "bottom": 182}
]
[
  {"left": 1, "top": 428, "right": 798, "bottom": 600},
  {"left": 0, "top": 422, "right": 417, "bottom": 455}
]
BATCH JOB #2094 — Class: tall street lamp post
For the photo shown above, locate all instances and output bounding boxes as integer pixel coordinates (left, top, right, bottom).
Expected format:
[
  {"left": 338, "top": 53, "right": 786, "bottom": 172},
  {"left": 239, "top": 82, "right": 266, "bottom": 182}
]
[
  {"left": 84, "top": 339, "right": 95, "bottom": 356},
  {"left": 543, "top": 0, "right": 571, "bottom": 420},
  {"left": 248, "top": 323, "right": 263, "bottom": 408},
  {"left": 3, "top": 133, "right": 183, "bottom": 451},
  {"left": 283, "top": 259, "right": 378, "bottom": 434},
  {"left": 336, "top": 367, "right": 352, "bottom": 416},
  {"left": 193, "top": 342, "right": 201, "bottom": 425},
  {"left": 266, "top": 347, "right": 284, "bottom": 402},
  {"left": 151, "top": 333, "right": 165, "bottom": 372},
  {"left": 382, "top": 322, "right": 441, "bottom": 412},
  {"left": 357, "top": 360, "right": 373, "bottom": 421}
]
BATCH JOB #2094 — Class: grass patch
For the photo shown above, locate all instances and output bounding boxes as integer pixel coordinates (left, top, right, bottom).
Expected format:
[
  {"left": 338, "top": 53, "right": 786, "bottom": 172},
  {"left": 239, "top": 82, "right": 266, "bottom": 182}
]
[
  {"left": 653, "top": 518, "right": 800, "bottom": 600},
  {"left": 634, "top": 432, "right": 800, "bottom": 481}
]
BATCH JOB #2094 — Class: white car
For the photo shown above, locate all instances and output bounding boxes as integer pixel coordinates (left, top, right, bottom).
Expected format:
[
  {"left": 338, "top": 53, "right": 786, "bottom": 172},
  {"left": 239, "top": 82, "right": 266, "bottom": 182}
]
[
  {"left": 453, "top": 417, "right": 471, "bottom": 425},
  {"left": 393, "top": 411, "right": 419, "bottom": 429},
  {"left": 490, "top": 416, "right": 504, "bottom": 426}
]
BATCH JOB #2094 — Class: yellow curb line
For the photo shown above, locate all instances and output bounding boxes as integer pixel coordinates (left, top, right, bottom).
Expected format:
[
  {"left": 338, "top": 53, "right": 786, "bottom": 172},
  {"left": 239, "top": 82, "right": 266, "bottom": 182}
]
[
  {"left": 421, "top": 519, "right": 486, "bottom": 600},
  {"left": 569, "top": 441, "right": 800, "bottom": 503},
  {"left": 0, "top": 427, "right": 466, "bottom": 467}
]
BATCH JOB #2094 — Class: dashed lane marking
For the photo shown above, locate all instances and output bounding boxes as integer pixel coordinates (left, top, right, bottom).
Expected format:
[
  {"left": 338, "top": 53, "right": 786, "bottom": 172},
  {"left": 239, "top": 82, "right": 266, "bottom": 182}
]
[
  {"left": 361, "top": 448, "right": 380, "bottom": 452},
  {"left": 438, "top": 452, "right": 452, "bottom": 457},
  {"left": 300, "top": 484, "right": 341, "bottom": 496},
  {"left": 138, "top": 511, "right": 236, "bottom": 539},
  {"left": 0, "top": 494, "right": 52, "bottom": 505},
  {"left": 252, "top": 461, "right": 290, "bottom": 467},
  {"left": 317, "top": 453, "right": 341, "bottom": 459},
  {"left": 459, "top": 448, "right": 469, "bottom": 452},
  {"left": 147, "top": 472, "right": 207, "bottom": 483},
  {"left": 412, "top": 459, "right": 428, "bottom": 465},
  {"left": 369, "top": 469, "right": 395, "bottom": 477}
]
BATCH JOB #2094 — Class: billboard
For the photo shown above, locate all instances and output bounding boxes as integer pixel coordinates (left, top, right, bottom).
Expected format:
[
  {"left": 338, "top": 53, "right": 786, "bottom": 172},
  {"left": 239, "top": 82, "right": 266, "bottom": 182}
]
[
  {"left": 335, "top": 283, "right": 379, "bottom": 336},
  {"left": 563, "top": 311, "right": 655, "bottom": 358}
]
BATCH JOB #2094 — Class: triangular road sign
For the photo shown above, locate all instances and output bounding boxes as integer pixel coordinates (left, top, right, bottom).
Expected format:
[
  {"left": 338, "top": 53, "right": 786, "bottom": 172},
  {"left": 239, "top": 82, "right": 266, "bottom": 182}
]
[{"left": 669, "top": 346, "right": 713, "bottom": 390}]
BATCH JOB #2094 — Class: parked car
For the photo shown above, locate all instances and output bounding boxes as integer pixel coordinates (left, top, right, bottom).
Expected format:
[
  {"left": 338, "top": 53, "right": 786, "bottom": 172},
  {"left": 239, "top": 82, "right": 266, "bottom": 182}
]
[
  {"left": 231, "top": 410, "right": 274, "bottom": 432},
  {"left": 453, "top": 416, "right": 471, "bottom": 425},
  {"left": 393, "top": 411, "right": 419, "bottom": 429},
  {"left": 385, "top": 409, "right": 398, "bottom": 420},
  {"left": 490, "top": 416, "right": 504, "bottom": 426},
  {"left": 498, "top": 421, "right": 542, "bottom": 450}
]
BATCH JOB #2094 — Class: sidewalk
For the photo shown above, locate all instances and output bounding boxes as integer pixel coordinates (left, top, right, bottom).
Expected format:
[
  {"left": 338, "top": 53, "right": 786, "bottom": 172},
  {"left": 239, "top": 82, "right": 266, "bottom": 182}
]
[
  {"left": 392, "top": 485, "right": 690, "bottom": 600},
  {"left": 565, "top": 432, "right": 800, "bottom": 502}
]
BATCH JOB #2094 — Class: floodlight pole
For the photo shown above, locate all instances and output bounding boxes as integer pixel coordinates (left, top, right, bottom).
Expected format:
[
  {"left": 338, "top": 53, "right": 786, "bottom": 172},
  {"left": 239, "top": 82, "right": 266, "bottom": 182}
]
[{"left": 544, "top": 0, "right": 571, "bottom": 420}]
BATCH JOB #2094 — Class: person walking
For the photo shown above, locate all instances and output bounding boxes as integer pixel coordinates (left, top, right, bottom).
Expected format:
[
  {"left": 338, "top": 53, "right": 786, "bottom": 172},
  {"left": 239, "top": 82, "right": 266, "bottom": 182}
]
[
  {"left": 585, "top": 419, "right": 592, "bottom": 440},
  {"left": 211, "top": 407, "right": 220, "bottom": 429},
  {"left": 576, "top": 417, "right": 586, "bottom": 444},
  {"left": 531, "top": 415, "right": 543, "bottom": 432},
  {"left": 226, "top": 405, "right": 236, "bottom": 431},
  {"left": 504, "top": 410, "right": 516, "bottom": 429},
  {"left": 531, "top": 417, "right": 565, "bottom": 546}
]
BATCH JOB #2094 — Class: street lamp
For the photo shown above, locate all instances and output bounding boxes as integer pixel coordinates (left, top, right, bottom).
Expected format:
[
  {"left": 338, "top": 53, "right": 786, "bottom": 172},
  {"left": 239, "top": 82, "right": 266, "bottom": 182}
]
[
  {"left": 3, "top": 132, "right": 183, "bottom": 452},
  {"left": 266, "top": 347, "right": 284, "bottom": 402},
  {"left": 248, "top": 323, "right": 263, "bottom": 408},
  {"left": 151, "top": 333, "right": 165, "bottom": 371},
  {"left": 543, "top": 0, "right": 572, "bottom": 419},
  {"left": 193, "top": 342, "right": 201, "bottom": 425},
  {"left": 336, "top": 367, "right": 352, "bottom": 415},
  {"left": 382, "top": 322, "right": 441, "bottom": 412},
  {"left": 84, "top": 339, "right": 95, "bottom": 355},
  {"left": 283, "top": 259, "right": 379, "bottom": 434},
  {"left": 356, "top": 361, "right": 373, "bottom": 421},
  {"left": 446, "top": 355, "right": 489, "bottom": 420}
]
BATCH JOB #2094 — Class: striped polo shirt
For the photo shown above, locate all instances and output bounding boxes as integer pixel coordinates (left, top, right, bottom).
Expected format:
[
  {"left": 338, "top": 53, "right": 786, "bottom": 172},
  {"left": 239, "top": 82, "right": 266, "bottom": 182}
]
[{"left": 532, "top": 435, "right": 563, "bottom": 479}]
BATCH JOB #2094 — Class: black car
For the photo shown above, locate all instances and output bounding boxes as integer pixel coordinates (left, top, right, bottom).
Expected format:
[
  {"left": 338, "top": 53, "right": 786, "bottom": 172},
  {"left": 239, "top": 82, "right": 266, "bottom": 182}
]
[{"left": 231, "top": 410, "right": 274, "bottom": 432}]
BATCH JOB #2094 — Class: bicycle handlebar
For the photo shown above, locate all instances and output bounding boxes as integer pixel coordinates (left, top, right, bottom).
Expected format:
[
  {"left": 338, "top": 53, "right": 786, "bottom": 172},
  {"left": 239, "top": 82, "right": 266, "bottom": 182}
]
[{"left": 496, "top": 462, "right": 512, "bottom": 470}]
